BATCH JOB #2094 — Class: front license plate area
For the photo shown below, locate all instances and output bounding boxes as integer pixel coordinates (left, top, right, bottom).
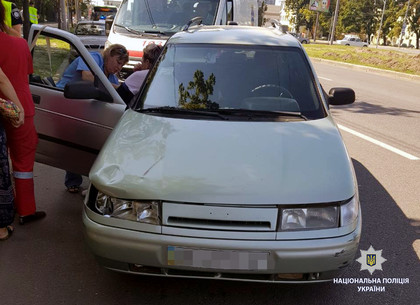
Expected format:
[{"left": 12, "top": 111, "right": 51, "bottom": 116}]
[{"left": 167, "top": 246, "right": 270, "bottom": 270}]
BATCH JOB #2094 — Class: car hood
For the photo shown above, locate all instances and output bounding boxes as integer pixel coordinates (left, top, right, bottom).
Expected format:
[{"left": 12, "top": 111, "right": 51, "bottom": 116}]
[{"left": 90, "top": 110, "right": 356, "bottom": 205}]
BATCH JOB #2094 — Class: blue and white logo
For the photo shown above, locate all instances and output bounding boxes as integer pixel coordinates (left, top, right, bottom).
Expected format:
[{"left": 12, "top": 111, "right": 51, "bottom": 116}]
[{"left": 356, "top": 245, "right": 387, "bottom": 275}]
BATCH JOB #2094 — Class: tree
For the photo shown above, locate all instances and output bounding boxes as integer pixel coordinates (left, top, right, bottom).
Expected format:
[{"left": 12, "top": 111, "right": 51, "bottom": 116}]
[
  {"left": 285, "top": 0, "right": 335, "bottom": 38},
  {"left": 258, "top": 1, "right": 268, "bottom": 26},
  {"left": 333, "top": 0, "right": 378, "bottom": 41},
  {"left": 406, "top": 0, "right": 420, "bottom": 49},
  {"left": 13, "top": 0, "right": 59, "bottom": 23},
  {"left": 283, "top": 0, "right": 419, "bottom": 46},
  {"left": 360, "top": 0, "right": 378, "bottom": 43},
  {"left": 381, "top": 0, "right": 405, "bottom": 45},
  {"left": 316, "top": 4, "right": 335, "bottom": 39},
  {"left": 285, "top": 0, "right": 309, "bottom": 32}
]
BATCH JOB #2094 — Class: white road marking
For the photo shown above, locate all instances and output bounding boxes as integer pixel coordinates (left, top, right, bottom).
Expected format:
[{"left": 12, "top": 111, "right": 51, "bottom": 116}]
[
  {"left": 318, "top": 76, "right": 332, "bottom": 81},
  {"left": 338, "top": 124, "right": 420, "bottom": 161}
]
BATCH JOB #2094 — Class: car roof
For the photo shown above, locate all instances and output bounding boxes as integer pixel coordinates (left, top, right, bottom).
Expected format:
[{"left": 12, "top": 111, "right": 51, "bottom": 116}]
[{"left": 169, "top": 26, "right": 302, "bottom": 48}]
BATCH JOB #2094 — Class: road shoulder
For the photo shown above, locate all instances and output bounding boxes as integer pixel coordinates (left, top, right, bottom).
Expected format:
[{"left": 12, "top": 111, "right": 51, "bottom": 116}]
[{"left": 310, "top": 57, "right": 420, "bottom": 83}]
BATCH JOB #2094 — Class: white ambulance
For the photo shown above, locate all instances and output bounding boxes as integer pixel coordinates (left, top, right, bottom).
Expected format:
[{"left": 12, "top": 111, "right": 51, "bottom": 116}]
[{"left": 105, "top": 0, "right": 259, "bottom": 77}]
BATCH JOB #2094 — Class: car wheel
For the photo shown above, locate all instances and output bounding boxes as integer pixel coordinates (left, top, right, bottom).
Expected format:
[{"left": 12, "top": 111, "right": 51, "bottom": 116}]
[{"left": 301, "top": 40, "right": 307, "bottom": 44}]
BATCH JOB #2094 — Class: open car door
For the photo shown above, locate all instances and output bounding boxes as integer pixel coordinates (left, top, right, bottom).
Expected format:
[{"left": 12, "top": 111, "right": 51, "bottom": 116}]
[{"left": 28, "top": 25, "right": 126, "bottom": 176}]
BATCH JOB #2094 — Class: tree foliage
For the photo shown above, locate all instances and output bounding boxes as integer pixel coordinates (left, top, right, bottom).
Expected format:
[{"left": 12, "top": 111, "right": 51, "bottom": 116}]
[
  {"left": 381, "top": 0, "right": 405, "bottom": 45},
  {"left": 407, "top": 0, "right": 420, "bottom": 48},
  {"left": 285, "top": 0, "right": 310, "bottom": 32},
  {"left": 284, "top": 0, "right": 419, "bottom": 48},
  {"left": 258, "top": 1, "right": 268, "bottom": 26},
  {"left": 178, "top": 70, "right": 218, "bottom": 110},
  {"left": 11, "top": 0, "right": 89, "bottom": 23}
]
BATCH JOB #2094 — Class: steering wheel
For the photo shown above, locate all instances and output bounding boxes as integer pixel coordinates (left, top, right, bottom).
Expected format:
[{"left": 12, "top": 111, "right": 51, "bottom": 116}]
[{"left": 250, "top": 84, "right": 293, "bottom": 98}]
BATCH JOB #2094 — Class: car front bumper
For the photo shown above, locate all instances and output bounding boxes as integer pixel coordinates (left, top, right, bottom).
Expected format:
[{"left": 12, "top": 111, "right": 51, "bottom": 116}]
[{"left": 83, "top": 205, "right": 361, "bottom": 283}]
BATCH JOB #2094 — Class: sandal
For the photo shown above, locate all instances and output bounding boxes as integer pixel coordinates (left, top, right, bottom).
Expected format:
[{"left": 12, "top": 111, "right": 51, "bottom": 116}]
[
  {"left": 67, "top": 186, "right": 80, "bottom": 193},
  {"left": 0, "top": 225, "right": 14, "bottom": 241}
]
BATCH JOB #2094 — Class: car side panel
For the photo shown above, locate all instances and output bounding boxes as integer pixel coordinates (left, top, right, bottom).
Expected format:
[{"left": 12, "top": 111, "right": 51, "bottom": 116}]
[{"left": 32, "top": 85, "right": 125, "bottom": 175}]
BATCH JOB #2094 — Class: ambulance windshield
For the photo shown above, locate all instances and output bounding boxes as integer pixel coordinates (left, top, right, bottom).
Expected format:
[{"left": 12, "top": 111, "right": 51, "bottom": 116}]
[{"left": 114, "top": 0, "right": 219, "bottom": 35}]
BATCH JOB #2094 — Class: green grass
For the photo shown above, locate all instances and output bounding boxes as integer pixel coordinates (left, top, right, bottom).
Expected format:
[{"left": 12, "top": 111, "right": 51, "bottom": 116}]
[
  {"left": 32, "top": 36, "right": 72, "bottom": 81},
  {"left": 304, "top": 44, "right": 420, "bottom": 76}
]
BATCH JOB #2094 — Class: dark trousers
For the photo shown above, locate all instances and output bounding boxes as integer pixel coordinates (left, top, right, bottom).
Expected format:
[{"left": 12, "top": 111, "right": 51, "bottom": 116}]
[{"left": 65, "top": 171, "right": 83, "bottom": 188}]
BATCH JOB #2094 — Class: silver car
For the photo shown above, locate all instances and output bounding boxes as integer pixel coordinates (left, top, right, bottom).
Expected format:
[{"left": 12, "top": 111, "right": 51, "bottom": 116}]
[
  {"left": 74, "top": 20, "right": 107, "bottom": 52},
  {"left": 29, "top": 24, "right": 361, "bottom": 283},
  {"left": 288, "top": 32, "right": 310, "bottom": 44},
  {"left": 337, "top": 35, "right": 368, "bottom": 47}
]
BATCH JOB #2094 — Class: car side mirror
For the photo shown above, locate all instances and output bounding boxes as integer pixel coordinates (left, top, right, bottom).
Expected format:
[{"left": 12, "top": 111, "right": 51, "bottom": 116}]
[
  {"left": 328, "top": 87, "right": 355, "bottom": 106},
  {"left": 64, "top": 80, "right": 113, "bottom": 102}
]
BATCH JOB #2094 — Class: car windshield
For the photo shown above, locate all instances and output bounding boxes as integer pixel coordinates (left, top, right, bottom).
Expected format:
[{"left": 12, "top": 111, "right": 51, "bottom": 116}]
[
  {"left": 75, "top": 23, "right": 106, "bottom": 36},
  {"left": 114, "top": 0, "right": 219, "bottom": 35},
  {"left": 135, "top": 44, "right": 325, "bottom": 120}
]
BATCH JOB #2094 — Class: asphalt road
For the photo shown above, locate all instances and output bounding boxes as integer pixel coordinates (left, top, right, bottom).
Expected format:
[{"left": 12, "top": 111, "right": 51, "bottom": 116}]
[{"left": 1, "top": 63, "right": 419, "bottom": 305}]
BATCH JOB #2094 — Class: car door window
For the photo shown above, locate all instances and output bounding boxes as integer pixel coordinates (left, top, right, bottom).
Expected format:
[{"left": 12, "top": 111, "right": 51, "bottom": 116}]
[
  {"left": 30, "top": 35, "right": 75, "bottom": 88},
  {"left": 30, "top": 34, "right": 101, "bottom": 89}
]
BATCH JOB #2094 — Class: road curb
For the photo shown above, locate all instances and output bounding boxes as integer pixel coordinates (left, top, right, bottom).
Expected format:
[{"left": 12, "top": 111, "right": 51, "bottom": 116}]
[{"left": 310, "top": 57, "right": 420, "bottom": 83}]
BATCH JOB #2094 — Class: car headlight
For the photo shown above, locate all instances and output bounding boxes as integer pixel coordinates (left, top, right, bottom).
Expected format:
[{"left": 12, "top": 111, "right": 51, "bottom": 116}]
[
  {"left": 281, "top": 206, "right": 338, "bottom": 230},
  {"left": 340, "top": 194, "right": 359, "bottom": 227},
  {"left": 280, "top": 194, "right": 359, "bottom": 231},
  {"left": 95, "top": 192, "right": 161, "bottom": 225}
]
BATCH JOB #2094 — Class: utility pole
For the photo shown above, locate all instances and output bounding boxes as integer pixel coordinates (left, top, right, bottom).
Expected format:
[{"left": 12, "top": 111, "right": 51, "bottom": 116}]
[
  {"left": 329, "top": 0, "right": 340, "bottom": 45},
  {"left": 314, "top": 11, "right": 319, "bottom": 42},
  {"left": 59, "top": 0, "right": 68, "bottom": 30},
  {"left": 398, "top": 0, "right": 410, "bottom": 48},
  {"left": 376, "top": 0, "right": 387, "bottom": 48},
  {"left": 75, "top": 0, "right": 80, "bottom": 23}
]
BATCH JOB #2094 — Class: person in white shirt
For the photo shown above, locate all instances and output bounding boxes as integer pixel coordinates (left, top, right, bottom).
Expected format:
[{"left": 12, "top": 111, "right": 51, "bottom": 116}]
[{"left": 117, "top": 43, "right": 163, "bottom": 104}]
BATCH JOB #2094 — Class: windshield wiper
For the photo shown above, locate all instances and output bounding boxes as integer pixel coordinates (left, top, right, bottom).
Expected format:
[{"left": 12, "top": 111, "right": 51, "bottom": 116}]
[
  {"left": 213, "top": 109, "right": 308, "bottom": 120},
  {"left": 144, "top": 0, "right": 156, "bottom": 28},
  {"left": 114, "top": 23, "right": 143, "bottom": 35},
  {"left": 140, "top": 107, "right": 229, "bottom": 120},
  {"left": 143, "top": 30, "right": 168, "bottom": 36}
]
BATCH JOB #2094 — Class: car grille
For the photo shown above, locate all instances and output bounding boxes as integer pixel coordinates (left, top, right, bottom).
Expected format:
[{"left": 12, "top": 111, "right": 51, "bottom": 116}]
[{"left": 162, "top": 202, "right": 278, "bottom": 231}]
